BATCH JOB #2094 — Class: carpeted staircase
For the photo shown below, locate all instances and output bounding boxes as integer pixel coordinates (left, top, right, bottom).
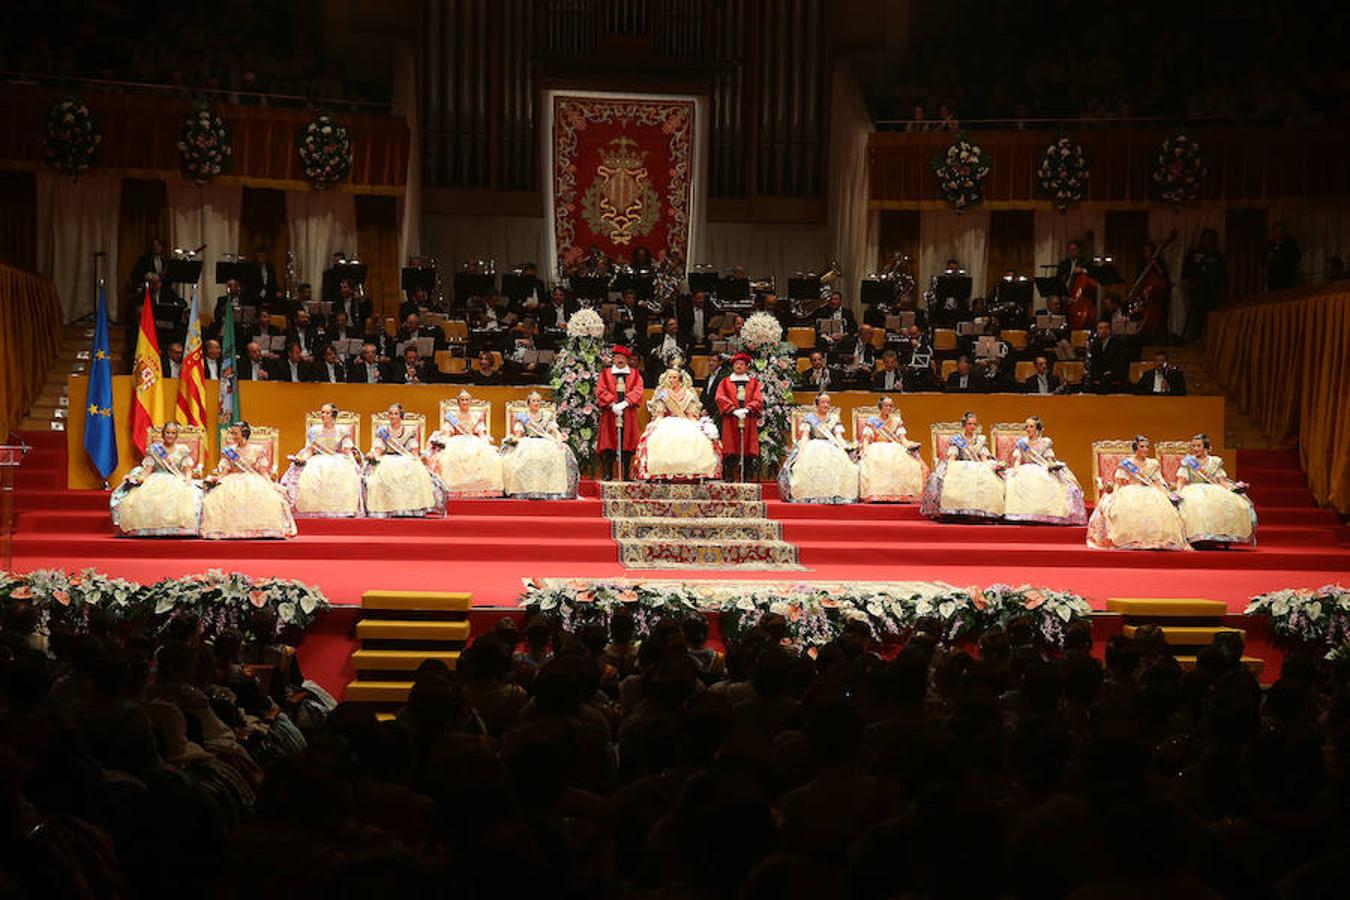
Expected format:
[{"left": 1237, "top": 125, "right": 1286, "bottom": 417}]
[
  {"left": 1107, "top": 596, "right": 1264, "bottom": 674},
  {"left": 601, "top": 481, "right": 802, "bottom": 569}
]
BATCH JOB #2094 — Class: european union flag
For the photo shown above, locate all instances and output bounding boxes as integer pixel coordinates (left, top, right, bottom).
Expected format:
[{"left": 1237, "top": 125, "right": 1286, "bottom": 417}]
[{"left": 83, "top": 282, "right": 118, "bottom": 480}]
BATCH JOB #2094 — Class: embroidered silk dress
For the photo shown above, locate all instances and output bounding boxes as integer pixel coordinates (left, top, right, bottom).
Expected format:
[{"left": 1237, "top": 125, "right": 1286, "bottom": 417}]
[
  {"left": 1176, "top": 453, "right": 1257, "bottom": 545},
  {"left": 200, "top": 444, "right": 297, "bottom": 539},
  {"left": 1002, "top": 436, "right": 1087, "bottom": 525},
  {"left": 633, "top": 382, "right": 721, "bottom": 481},
  {"left": 779, "top": 411, "right": 859, "bottom": 503},
  {"left": 427, "top": 409, "right": 504, "bottom": 498},
  {"left": 362, "top": 424, "right": 446, "bottom": 517},
  {"left": 858, "top": 412, "right": 929, "bottom": 503},
  {"left": 501, "top": 411, "right": 579, "bottom": 499},
  {"left": 109, "top": 442, "right": 203, "bottom": 536},
  {"left": 1086, "top": 457, "right": 1188, "bottom": 550},
  {"left": 281, "top": 427, "right": 364, "bottom": 517},
  {"left": 920, "top": 434, "right": 1005, "bottom": 519}
]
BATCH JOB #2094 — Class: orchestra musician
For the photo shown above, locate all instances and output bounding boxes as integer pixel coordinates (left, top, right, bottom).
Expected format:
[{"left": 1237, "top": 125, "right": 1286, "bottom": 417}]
[{"left": 1022, "top": 356, "right": 1063, "bottom": 395}]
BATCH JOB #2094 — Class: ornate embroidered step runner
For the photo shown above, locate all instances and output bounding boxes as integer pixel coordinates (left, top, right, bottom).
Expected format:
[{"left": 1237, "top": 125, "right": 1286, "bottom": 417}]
[{"left": 600, "top": 481, "right": 803, "bottom": 570}]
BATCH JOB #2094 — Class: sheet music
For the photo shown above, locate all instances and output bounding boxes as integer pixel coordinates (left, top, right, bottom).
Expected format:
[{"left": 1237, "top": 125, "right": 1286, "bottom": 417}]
[
  {"left": 816, "top": 318, "right": 843, "bottom": 336},
  {"left": 264, "top": 335, "right": 288, "bottom": 352},
  {"left": 1035, "top": 314, "right": 1066, "bottom": 330},
  {"left": 337, "top": 338, "right": 364, "bottom": 356},
  {"left": 396, "top": 338, "right": 436, "bottom": 358}
]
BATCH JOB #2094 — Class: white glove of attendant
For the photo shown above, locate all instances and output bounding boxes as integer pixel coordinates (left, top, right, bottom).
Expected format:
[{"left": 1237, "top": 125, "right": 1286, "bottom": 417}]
[
  {"left": 612, "top": 400, "right": 628, "bottom": 414},
  {"left": 732, "top": 408, "right": 749, "bottom": 420}
]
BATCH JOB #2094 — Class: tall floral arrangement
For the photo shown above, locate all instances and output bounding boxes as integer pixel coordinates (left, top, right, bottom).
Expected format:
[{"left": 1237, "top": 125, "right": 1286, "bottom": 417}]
[
  {"left": 547, "top": 308, "right": 606, "bottom": 468},
  {"left": 0, "top": 568, "right": 330, "bottom": 642},
  {"left": 933, "top": 134, "right": 991, "bottom": 211},
  {"left": 727, "top": 311, "right": 795, "bottom": 469},
  {"left": 1037, "top": 136, "right": 1089, "bottom": 212},
  {"left": 1152, "top": 131, "right": 1207, "bottom": 208},
  {"left": 179, "top": 101, "right": 232, "bottom": 184},
  {"left": 42, "top": 97, "right": 101, "bottom": 180},
  {"left": 296, "top": 114, "right": 352, "bottom": 190}
]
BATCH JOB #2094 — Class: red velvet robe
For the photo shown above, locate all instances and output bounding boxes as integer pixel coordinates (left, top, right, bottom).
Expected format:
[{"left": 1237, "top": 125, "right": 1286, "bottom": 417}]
[
  {"left": 715, "top": 374, "right": 764, "bottom": 456},
  {"left": 596, "top": 365, "right": 644, "bottom": 452}
]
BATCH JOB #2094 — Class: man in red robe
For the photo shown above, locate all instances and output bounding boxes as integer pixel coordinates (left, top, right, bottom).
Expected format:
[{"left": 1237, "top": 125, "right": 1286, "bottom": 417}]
[
  {"left": 597, "top": 345, "right": 644, "bottom": 480},
  {"left": 715, "top": 352, "right": 764, "bottom": 481}
]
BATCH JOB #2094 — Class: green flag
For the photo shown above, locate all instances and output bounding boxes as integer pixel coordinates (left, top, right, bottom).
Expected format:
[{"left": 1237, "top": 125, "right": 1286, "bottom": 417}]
[{"left": 218, "top": 301, "right": 241, "bottom": 424}]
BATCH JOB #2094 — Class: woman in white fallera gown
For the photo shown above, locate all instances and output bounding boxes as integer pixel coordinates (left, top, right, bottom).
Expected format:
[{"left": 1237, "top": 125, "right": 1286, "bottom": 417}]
[
  {"left": 1175, "top": 432, "right": 1257, "bottom": 545},
  {"left": 362, "top": 403, "right": 446, "bottom": 517},
  {"left": 200, "top": 421, "right": 296, "bottom": 539},
  {"left": 858, "top": 396, "right": 929, "bottom": 503},
  {"left": 280, "top": 402, "right": 364, "bottom": 517},
  {"left": 109, "top": 421, "right": 203, "bottom": 536},
  {"left": 426, "top": 390, "right": 504, "bottom": 498},
  {"left": 779, "top": 393, "right": 859, "bottom": 503},
  {"left": 633, "top": 366, "right": 721, "bottom": 481},
  {"left": 1002, "top": 416, "right": 1087, "bottom": 525},
  {"left": 920, "top": 411, "right": 1005, "bottom": 520},
  {"left": 501, "top": 391, "right": 579, "bottom": 499},
  {"left": 1086, "top": 434, "right": 1189, "bottom": 551}
]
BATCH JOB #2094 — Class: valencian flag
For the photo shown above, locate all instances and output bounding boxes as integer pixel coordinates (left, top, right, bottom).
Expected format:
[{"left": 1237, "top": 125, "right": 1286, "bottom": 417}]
[
  {"left": 130, "top": 285, "right": 165, "bottom": 455},
  {"left": 82, "top": 282, "right": 118, "bottom": 479},
  {"left": 174, "top": 286, "right": 207, "bottom": 427},
  {"left": 218, "top": 297, "right": 240, "bottom": 424}
]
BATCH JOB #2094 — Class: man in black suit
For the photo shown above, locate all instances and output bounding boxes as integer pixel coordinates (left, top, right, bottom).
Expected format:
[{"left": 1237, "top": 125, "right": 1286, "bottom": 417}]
[
  {"left": 320, "top": 252, "right": 345, "bottom": 302},
  {"left": 798, "top": 351, "right": 837, "bottom": 393},
  {"left": 507, "top": 262, "right": 548, "bottom": 314},
  {"left": 815, "top": 292, "right": 858, "bottom": 352},
  {"left": 161, "top": 342, "right": 185, "bottom": 380},
  {"left": 392, "top": 346, "right": 432, "bottom": 385},
  {"left": 211, "top": 278, "right": 250, "bottom": 344},
  {"left": 203, "top": 340, "right": 223, "bottom": 380},
  {"left": 645, "top": 317, "right": 685, "bottom": 381},
  {"left": 1135, "top": 350, "right": 1186, "bottom": 396},
  {"left": 131, "top": 238, "right": 170, "bottom": 285},
  {"left": 1022, "top": 355, "right": 1062, "bottom": 395},
  {"left": 397, "top": 312, "right": 447, "bottom": 354},
  {"left": 144, "top": 272, "right": 188, "bottom": 344},
  {"left": 238, "top": 342, "right": 270, "bottom": 381},
  {"left": 702, "top": 351, "right": 730, "bottom": 420},
  {"left": 677, "top": 291, "right": 714, "bottom": 348},
  {"left": 249, "top": 248, "right": 279, "bottom": 306},
  {"left": 310, "top": 344, "right": 349, "bottom": 384},
  {"left": 872, "top": 351, "right": 904, "bottom": 392},
  {"left": 1087, "top": 320, "right": 1128, "bottom": 392},
  {"left": 287, "top": 309, "right": 325, "bottom": 362},
  {"left": 1056, "top": 239, "right": 1090, "bottom": 285},
  {"left": 542, "top": 286, "right": 576, "bottom": 332},
  {"left": 269, "top": 341, "right": 309, "bottom": 383},
  {"left": 333, "top": 279, "right": 373, "bottom": 332},
  {"left": 349, "top": 344, "right": 387, "bottom": 384},
  {"left": 838, "top": 324, "right": 878, "bottom": 386},
  {"left": 944, "top": 355, "right": 982, "bottom": 392}
]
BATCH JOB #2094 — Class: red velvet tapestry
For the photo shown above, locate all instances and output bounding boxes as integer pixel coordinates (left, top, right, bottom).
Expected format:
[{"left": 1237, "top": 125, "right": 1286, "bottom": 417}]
[{"left": 551, "top": 94, "right": 696, "bottom": 269}]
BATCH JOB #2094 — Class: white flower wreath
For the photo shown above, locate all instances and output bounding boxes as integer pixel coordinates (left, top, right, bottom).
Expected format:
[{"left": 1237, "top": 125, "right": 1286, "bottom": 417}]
[{"left": 566, "top": 307, "right": 605, "bottom": 340}]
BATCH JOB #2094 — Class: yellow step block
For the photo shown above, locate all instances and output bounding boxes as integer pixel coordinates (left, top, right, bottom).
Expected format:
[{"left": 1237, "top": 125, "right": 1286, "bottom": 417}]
[
  {"left": 375, "top": 712, "right": 396, "bottom": 723},
  {"left": 345, "top": 680, "right": 414, "bottom": 703},
  {"left": 361, "top": 590, "right": 473, "bottom": 612},
  {"left": 1175, "top": 655, "right": 1265, "bottom": 675},
  {"left": 352, "top": 648, "right": 462, "bottom": 670},
  {"left": 1105, "top": 598, "right": 1228, "bottom": 618},
  {"left": 1122, "top": 625, "right": 1244, "bottom": 646},
  {"left": 355, "top": 619, "right": 471, "bottom": 642}
]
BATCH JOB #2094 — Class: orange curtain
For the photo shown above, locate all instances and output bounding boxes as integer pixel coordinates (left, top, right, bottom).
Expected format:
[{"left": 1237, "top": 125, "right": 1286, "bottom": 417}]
[
  {"left": 356, "top": 195, "right": 401, "bottom": 317},
  {"left": 0, "top": 263, "right": 62, "bottom": 435},
  {"left": 239, "top": 188, "right": 291, "bottom": 283},
  {"left": 1205, "top": 285, "right": 1350, "bottom": 513}
]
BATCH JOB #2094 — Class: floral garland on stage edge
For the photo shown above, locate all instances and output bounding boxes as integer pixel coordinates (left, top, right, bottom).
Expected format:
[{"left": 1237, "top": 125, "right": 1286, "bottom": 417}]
[
  {"left": 42, "top": 97, "right": 102, "bottom": 180},
  {"left": 1037, "top": 135, "right": 1089, "bottom": 212},
  {"left": 1244, "top": 584, "right": 1350, "bottom": 655},
  {"left": 1152, "top": 130, "right": 1207, "bottom": 209},
  {"left": 296, "top": 114, "right": 352, "bottom": 190},
  {"left": 727, "top": 312, "right": 795, "bottom": 469},
  {"left": 518, "top": 580, "right": 1092, "bottom": 651},
  {"left": 0, "top": 568, "right": 331, "bottom": 643},
  {"left": 548, "top": 308, "right": 606, "bottom": 469},
  {"left": 933, "top": 133, "right": 991, "bottom": 211},
  {"left": 179, "top": 101, "right": 232, "bottom": 184}
]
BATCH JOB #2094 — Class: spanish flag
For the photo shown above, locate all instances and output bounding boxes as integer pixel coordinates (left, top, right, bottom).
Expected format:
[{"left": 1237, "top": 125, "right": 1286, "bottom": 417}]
[
  {"left": 130, "top": 286, "right": 164, "bottom": 455},
  {"left": 175, "top": 286, "right": 207, "bottom": 428}
]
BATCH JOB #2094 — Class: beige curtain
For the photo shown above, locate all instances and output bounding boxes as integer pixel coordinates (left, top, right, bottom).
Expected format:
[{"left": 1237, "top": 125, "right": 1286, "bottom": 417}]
[
  {"left": 36, "top": 172, "right": 121, "bottom": 322},
  {"left": 919, "top": 209, "right": 990, "bottom": 305},
  {"left": 827, "top": 66, "right": 878, "bottom": 311},
  {"left": 1150, "top": 207, "right": 1227, "bottom": 337},
  {"left": 393, "top": 39, "right": 422, "bottom": 268},
  {"left": 422, "top": 213, "right": 550, "bottom": 282},
  {"left": 167, "top": 181, "right": 242, "bottom": 307},
  {"left": 1034, "top": 207, "right": 1106, "bottom": 303},
  {"left": 286, "top": 190, "right": 358, "bottom": 288}
]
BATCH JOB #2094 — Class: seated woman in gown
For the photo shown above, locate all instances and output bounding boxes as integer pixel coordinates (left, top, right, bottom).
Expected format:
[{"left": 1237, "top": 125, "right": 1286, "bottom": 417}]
[
  {"left": 1002, "top": 416, "right": 1087, "bottom": 525},
  {"left": 200, "top": 422, "right": 296, "bottom": 539},
  {"left": 633, "top": 365, "right": 721, "bottom": 481},
  {"left": 920, "top": 411, "right": 1005, "bottom": 520},
  {"left": 426, "top": 390, "right": 504, "bottom": 498},
  {"left": 1087, "top": 434, "right": 1189, "bottom": 551},
  {"left": 1176, "top": 432, "right": 1256, "bottom": 546},
  {"left": 280, "top": 402, "right": 364, "bottom": 517},
  {"left": 501, "top": 391, "right": 579, "bottom": 499},
  {"left": 363, "top": 403, "right": 446, "bottom": 517},
  {"left": 110, "top": 421, "right": 203, "bottom": 536},
  {"left": 779, "top": 393, "right": 859, "bottom": 504},
  {"left": 858, "top": 396, "right": 928, "bottom": 503}
]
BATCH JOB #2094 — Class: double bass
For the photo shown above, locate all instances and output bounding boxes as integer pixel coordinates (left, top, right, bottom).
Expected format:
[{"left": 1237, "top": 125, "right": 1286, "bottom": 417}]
[
  {"left": 1123, "top": 230, "right": 1177, "bottom": 339},
  {"left": 1066, "top": 263, "right": 1099, "bottom": 331}
]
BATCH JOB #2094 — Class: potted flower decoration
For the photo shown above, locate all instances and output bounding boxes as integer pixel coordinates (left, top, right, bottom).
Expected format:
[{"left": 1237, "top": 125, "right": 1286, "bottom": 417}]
[
  {"left": 296, "top": 114, "right": 353, "bottom": 190},
  {"left": 1152, "top": 131, "right": 1207, "bottom": 209},
  {"left": 43, "top": 97, "right": 102, "bottom": 180},
  {"left": 179, "top": 101, "right": 233, "bottom": 184},
  {"left": 933, "top": 134, "right": 991, "bottom": 211},
  {"left": 1037, "top": 136, "right": 1089, "bottom": 212}
]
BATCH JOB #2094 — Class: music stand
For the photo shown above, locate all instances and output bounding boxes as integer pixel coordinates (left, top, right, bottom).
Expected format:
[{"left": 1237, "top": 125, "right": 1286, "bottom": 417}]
[
  {"left": 860, "top": 278, "right": 893, "bottom": 306},
  {"left": 787, "top": 276, "right": 821, "bottom": 301},
  {"left": 613, "top": 268, "right": 656, "bottom": 300},
  {"left": 454, "top": 272, "right": 497, "bottom": 301},
  {"left": 165, "top": 259, "right": 203, "bottom": 288},
  {"left": 995, "top": 279, "right": 1034, "bottom": 308},
  {"left": 934, "top": 274, "right": 972, "bottom": 303},
  {"left": 717, "top": 276, "right": 750, "bottom": 304},
  {"left": 334, "top": 262, "right": 368, "bottom": 285},
  {"left": 688, "top": 271, "right": 718, "bottom": 295},
  {"left": 401, "top": 266, "right": 437, "bottom": 294},
  {"left": 1034, "top": 276, "right": 1067, "bottom": 300},
  {"left": 215, "top": 261, "right": 252, "bottom": 286},
  {"left": 1088, "top": 262, "right": 1123, "bottom": 287},
  {"left": 567, "top": 275, "right": 610, "bottom": 302}
]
